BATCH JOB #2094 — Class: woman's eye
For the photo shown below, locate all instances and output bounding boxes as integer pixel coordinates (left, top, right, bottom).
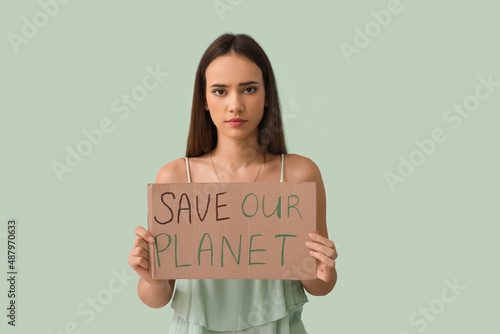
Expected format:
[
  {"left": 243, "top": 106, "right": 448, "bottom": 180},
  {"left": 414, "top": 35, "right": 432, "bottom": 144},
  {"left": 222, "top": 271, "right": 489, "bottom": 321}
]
[{"left": 212, "top": 87, "right": 256, "bottom": 96}]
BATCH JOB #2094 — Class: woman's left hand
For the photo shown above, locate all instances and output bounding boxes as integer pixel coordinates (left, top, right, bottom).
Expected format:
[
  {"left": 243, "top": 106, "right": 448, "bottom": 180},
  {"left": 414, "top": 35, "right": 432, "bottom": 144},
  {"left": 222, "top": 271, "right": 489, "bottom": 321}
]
[{"left": 305, "top": 233, "right": 338, "bottom": 282}]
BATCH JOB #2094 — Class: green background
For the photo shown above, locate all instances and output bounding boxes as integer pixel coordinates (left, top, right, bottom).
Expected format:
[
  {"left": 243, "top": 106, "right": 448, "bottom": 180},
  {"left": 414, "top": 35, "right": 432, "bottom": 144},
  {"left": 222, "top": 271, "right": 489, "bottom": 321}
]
[{"left": 1, "top": 0, "right": 499, "bottom": 333}]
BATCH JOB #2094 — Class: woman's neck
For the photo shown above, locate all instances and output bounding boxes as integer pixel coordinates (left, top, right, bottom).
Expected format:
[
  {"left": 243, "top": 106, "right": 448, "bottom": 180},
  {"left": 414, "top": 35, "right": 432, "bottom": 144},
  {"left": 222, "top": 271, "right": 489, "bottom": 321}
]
[{"left": 211, "top": 133, "right": 266, "bottom": 172}]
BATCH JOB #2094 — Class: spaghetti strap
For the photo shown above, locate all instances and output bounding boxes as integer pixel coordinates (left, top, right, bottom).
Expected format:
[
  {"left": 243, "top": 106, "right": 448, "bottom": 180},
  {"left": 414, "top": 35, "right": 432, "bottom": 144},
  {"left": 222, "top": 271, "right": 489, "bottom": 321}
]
[
  {"left": 184, "top": 157, "right": 191, "bottom": 183},
  {"left": 280, "top": 153, "right": 284, "bottom": 183}
]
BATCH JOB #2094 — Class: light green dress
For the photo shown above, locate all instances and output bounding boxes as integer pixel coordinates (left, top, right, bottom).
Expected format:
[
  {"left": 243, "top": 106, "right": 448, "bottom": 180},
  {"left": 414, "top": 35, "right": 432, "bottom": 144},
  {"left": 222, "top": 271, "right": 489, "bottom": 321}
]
[
  {"left": 169, "top": 279, "right": 308, "bottom": 333},
  {"left": 168, "top": 155, "right": 309, "bottom": 333}
]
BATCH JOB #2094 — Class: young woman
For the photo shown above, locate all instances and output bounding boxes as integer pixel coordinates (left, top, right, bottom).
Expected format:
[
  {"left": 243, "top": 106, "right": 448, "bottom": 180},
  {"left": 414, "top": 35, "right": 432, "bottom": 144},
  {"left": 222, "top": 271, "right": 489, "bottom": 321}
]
[{"left": 128, "top": 33, "right": 338, "bottom": 333}]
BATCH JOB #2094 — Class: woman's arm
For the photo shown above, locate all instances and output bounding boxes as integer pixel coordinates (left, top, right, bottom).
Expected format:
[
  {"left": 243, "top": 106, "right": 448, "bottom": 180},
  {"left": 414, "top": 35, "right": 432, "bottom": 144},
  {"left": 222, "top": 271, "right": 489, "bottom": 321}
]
[
  {"left": 131, "top": 158, "right": 188, "bottom": 307},
  {"left": 291, "top": 155, "right": 338, "bottom": 296},
  {"left": 129, "top": 225, "right": 177, "bottom": 308}
]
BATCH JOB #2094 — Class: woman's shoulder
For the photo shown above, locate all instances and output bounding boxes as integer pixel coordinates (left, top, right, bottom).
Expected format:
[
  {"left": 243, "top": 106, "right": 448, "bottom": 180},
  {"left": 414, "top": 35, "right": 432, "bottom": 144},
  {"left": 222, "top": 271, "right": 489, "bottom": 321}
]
[
  {"left": 284, "top": 153, "right": 322, "bottom": 182},
  {"left": 155, "top": 157, "right": 189, "bottom": 183},
  {"left": 285, "top": 153, "right": 317, "bottom": 167}
]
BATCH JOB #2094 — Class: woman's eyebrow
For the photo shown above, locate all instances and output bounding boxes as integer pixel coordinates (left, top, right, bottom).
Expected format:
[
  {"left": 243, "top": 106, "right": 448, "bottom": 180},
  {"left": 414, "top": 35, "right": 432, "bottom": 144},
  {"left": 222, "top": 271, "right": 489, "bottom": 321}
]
[{"left": 210, "top": 81, "right": 260, "bottom": 88}]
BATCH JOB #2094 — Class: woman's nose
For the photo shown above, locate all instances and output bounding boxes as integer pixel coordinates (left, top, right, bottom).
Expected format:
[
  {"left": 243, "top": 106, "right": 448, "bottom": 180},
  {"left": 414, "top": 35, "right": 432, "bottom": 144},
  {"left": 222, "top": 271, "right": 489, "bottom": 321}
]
[{"left": 228, "top": 92, "right": 244, "bottom": 112}]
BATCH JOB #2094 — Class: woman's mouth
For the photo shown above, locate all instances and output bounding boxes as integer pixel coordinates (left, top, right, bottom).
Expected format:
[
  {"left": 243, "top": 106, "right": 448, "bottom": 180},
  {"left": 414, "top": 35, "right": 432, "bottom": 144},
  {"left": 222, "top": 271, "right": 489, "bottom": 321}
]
[{"left": 226, "top": 118, "right": 247, "bottom": 127}]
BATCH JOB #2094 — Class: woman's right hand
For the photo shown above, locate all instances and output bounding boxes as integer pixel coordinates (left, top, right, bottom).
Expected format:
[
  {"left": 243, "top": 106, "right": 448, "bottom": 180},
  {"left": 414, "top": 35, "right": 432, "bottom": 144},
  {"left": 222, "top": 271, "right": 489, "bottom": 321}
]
[
  {"left": 128, "top": 226, "right": 158, "bottom": 283},
  {"left": 130, "top": 226, "right": 174, "bottom": 307}
]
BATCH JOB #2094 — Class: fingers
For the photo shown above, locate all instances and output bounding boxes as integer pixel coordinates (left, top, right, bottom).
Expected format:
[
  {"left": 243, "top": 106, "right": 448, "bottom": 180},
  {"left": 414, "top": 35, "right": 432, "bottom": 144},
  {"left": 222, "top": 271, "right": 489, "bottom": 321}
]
[
  {"left": 129, "top": 226, "right": 155, "bottom": 277},
  {"left": 307, "top": 233, "right": 338, "bottom": 263},
  {"left": 308, "top": 233, "right": 335, "bottom": 250},
  {"left": 129, "top": 245, "right": 149, "bottom": 261},
  {"left": 306, "top": 233, "right": 337, "bottom": 282},
  {"left": 305, "top": 241, "right": 337, "bottom": 260},
  {"left": 133, "top": 236, "right": 150, "bottom": 252},
  {"left": 128, "top": 255, "right": 151, "bottom": 282},
  {"left": 135, "top": 226, "right": 155, "bottom": 244},
  {"left": 128, "top": 239, "right": 150, "bottom": 270},
  {"left": 309, "top": 250, "right": 336, "bottom": 269},
  {"left": 128, "top": 252, "right": 150, "bottom": 270},
  {"left": 133, "top": 225, "right": 155, "bottom": 253}
]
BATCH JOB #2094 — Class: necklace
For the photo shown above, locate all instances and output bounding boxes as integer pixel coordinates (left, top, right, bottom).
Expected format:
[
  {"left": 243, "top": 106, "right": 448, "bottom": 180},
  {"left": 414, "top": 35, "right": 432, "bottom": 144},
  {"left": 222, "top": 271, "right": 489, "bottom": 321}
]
[{"left": 210, "top": 151, "right": 265, "bottom": 183}]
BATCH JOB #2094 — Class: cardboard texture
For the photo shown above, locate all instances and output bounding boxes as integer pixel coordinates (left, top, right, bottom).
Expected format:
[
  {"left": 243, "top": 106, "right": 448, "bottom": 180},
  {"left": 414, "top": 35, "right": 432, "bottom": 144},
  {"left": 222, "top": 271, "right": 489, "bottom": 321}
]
[{"left": 147, "top": 182, "right": 317, "bottom": 280}]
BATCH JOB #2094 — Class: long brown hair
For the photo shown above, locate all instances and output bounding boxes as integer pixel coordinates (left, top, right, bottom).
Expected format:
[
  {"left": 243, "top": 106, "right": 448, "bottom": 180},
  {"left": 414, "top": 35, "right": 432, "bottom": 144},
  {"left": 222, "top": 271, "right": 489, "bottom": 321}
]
[{"left": 185, "top": 33, "right": 287, "bottom": 159}]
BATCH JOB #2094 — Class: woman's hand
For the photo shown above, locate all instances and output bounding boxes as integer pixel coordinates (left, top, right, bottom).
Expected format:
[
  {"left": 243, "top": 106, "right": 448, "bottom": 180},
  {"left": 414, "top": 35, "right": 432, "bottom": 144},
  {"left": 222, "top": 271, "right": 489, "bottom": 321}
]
[
  {"left": 130, "top": 226, "right": 174, "bottom": 308},
  {"left": 305, "top": 232, "right": 338, "bottom": 282},
  {"left": 128, "top": 226, "right": 159, "bottom": 284}
]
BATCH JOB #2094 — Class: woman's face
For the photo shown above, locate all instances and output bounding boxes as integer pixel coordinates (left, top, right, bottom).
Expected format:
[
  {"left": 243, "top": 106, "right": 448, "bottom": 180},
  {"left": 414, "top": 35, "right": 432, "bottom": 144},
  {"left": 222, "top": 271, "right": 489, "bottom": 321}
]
[{"left": 204, "top": 51, "right": 267, "bottom": 141}]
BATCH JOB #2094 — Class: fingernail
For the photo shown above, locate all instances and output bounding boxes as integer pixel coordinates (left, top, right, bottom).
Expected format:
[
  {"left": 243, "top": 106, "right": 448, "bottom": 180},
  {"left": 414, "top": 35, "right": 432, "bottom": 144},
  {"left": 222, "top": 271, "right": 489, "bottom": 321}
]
[
  {"left": 148, "top": 237, "right": 155, "bottom": 243},
  {"left": 305, "top": 241, "right": 312, "bottom": 246}
]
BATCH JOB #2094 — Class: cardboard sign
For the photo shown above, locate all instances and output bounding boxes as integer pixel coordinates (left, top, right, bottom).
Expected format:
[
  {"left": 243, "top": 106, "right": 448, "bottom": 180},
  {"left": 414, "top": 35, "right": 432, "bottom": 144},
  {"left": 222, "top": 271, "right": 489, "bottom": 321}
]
[{"left": 147, "top": 182, "right": 317, "bottom": 280}]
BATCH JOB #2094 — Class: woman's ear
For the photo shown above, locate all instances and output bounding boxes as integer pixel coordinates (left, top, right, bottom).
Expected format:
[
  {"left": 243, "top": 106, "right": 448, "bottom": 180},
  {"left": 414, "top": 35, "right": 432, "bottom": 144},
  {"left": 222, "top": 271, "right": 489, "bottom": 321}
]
[{"left": 205, "top": 100, "right": 209, "bottom": 110}]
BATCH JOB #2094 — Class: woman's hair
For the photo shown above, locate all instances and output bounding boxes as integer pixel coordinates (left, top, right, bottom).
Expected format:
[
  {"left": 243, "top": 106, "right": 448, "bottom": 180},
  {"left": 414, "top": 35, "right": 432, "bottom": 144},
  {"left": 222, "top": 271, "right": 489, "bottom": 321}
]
[{"left": 185, "top": 33, "right": 287, "bottom": 159}]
